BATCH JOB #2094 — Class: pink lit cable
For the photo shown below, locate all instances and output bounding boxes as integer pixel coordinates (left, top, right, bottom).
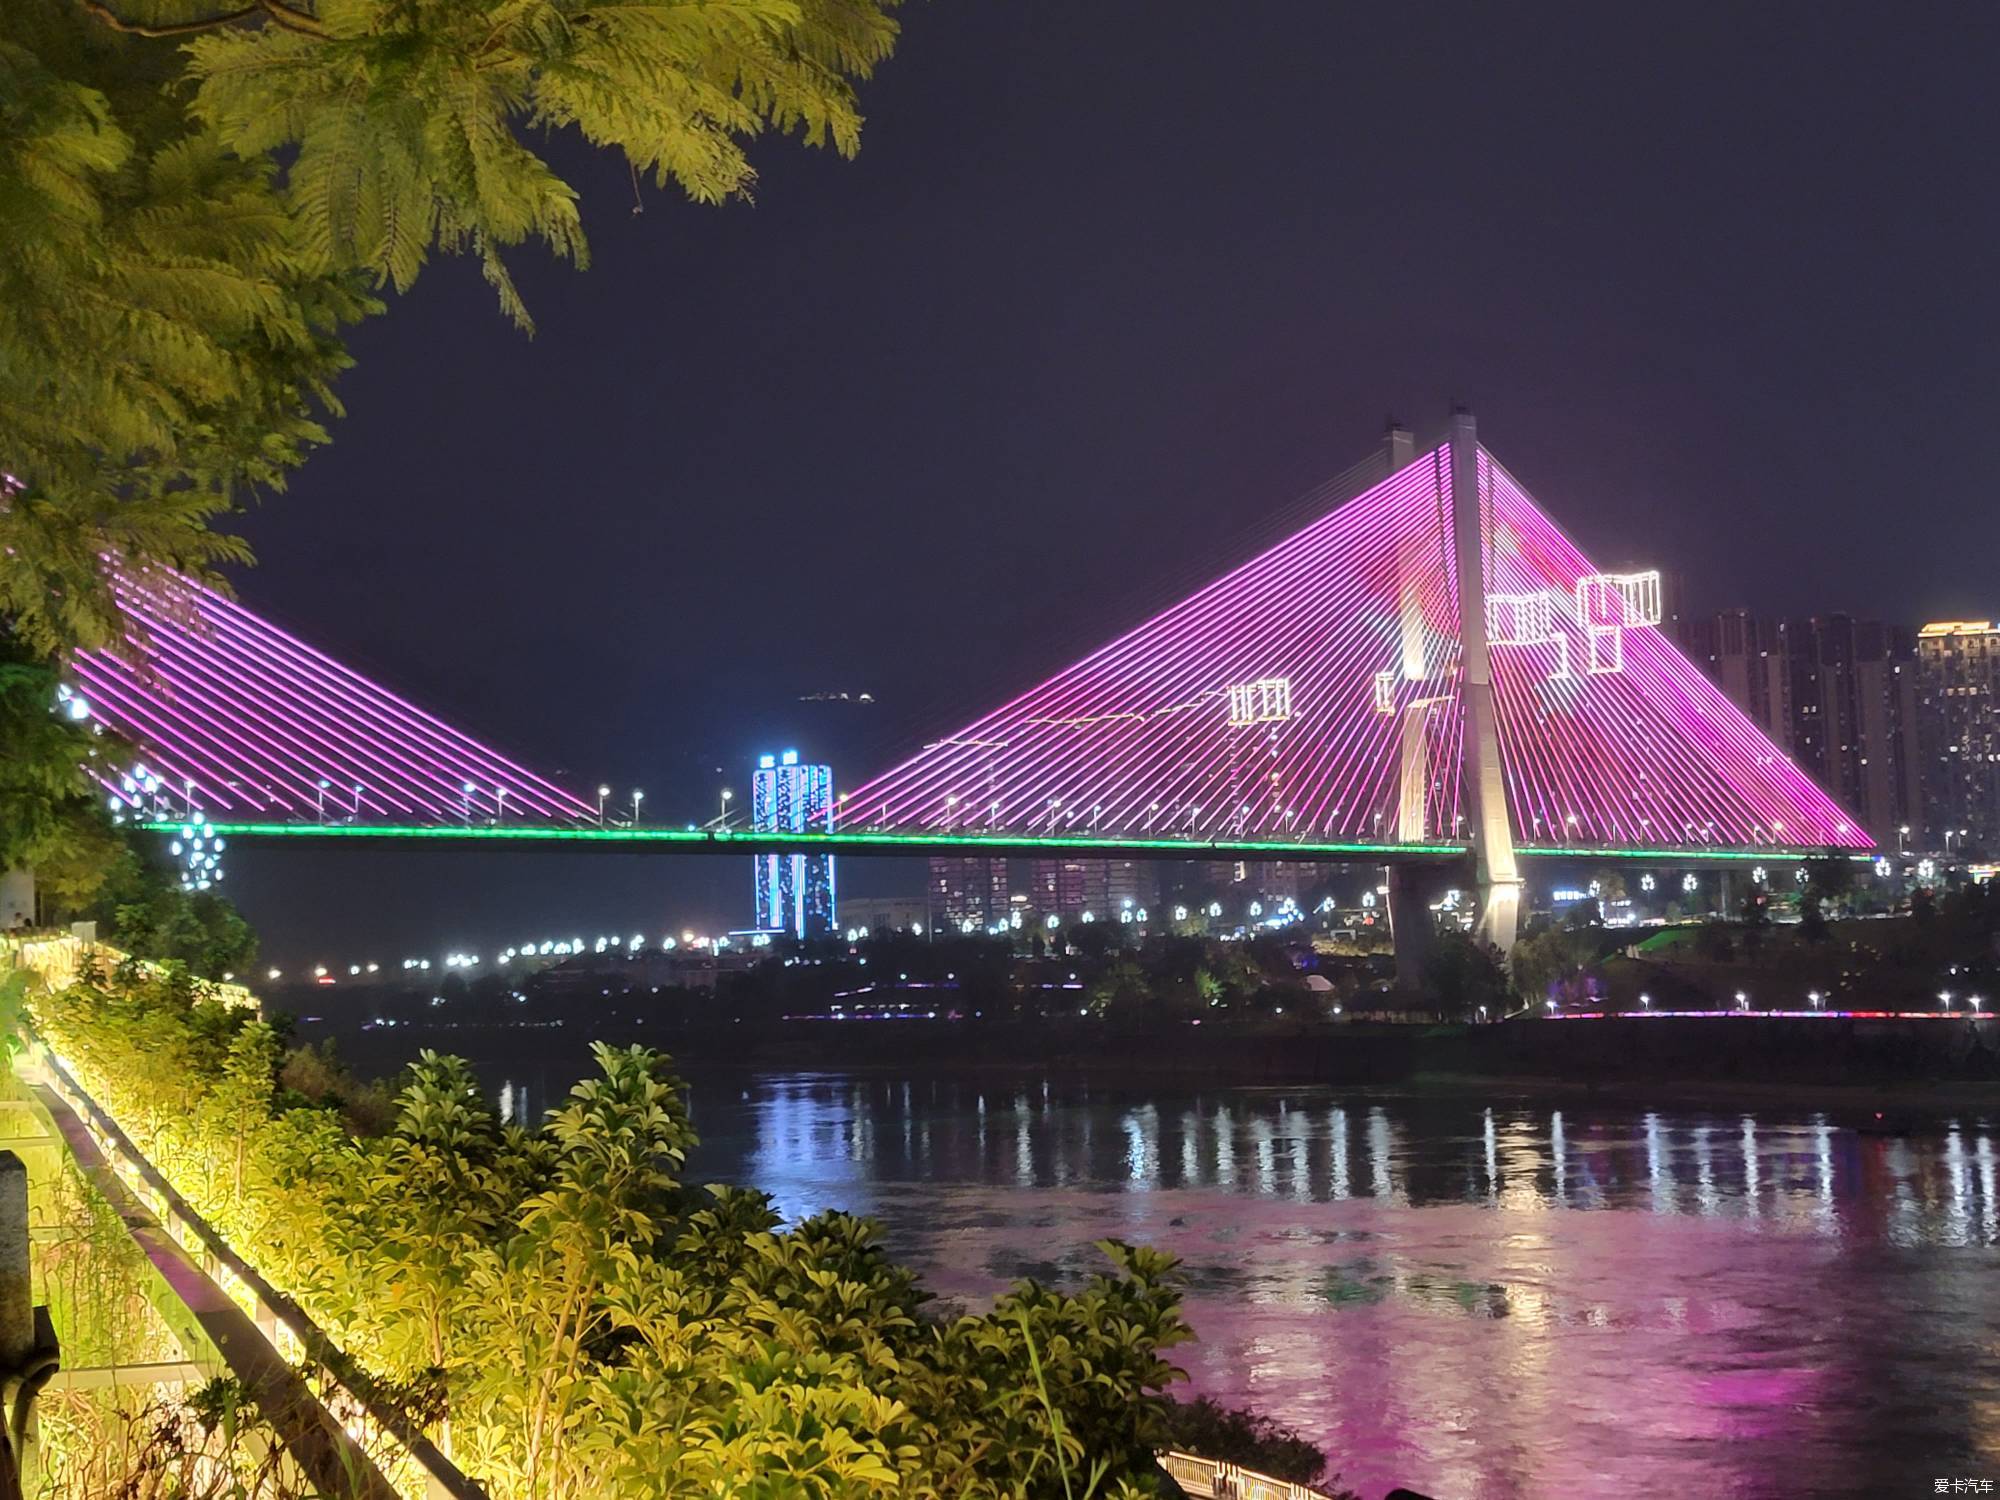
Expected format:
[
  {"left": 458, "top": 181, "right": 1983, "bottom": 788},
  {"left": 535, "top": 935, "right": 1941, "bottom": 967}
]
[
  {"left": 850, "top": 450, "right": 1471, "bottom": 842},
  {"left": 1482, "top": 454, "right": 1866, "bottom": 848},
  {"left": 850, "top": 441, "right": 1869, "bottom": 851},
  {"left": 71, "top": 574, "right": 594, "bottom": 822}
]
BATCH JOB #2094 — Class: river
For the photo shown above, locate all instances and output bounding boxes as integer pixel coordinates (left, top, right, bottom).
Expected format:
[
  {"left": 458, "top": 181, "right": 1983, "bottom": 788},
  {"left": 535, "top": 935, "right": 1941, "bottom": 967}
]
[{"left": 444, "top": 1050, "right": 2000, "bottom": 1498}]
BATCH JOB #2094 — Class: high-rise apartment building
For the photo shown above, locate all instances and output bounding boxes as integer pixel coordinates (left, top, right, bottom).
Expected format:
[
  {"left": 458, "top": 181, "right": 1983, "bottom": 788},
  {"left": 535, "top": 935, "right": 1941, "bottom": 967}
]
[
  {"left": 1028, "top": 858, "right": 1102, "bottom": 919},
  {"left": 1915, "top": 621, "right": 2000, "bottom": 849},
  {"left": 1021, "top": 858, "right": 1158, "bottom": 922},
  {"left": 1678, "top": 612, "right": 1920, "bottom": 842},
  {"left": 928, "top": 856, "right": 1009, "bottom": 930},
  {"left": 750, "top": 750, "right": 836, "bottom": 938}
]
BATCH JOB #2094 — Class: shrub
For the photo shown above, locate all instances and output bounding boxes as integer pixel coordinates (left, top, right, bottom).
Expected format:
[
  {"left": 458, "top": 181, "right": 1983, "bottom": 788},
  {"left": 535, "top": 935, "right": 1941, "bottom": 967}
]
[{"left": 29, "top": 968, "right": 1195, "bottom": 1498}]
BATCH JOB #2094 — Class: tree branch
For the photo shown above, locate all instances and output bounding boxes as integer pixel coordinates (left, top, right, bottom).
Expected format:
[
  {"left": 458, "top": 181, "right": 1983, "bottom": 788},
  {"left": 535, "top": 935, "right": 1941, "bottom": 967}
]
[
  {"left": 77, "top": 0, "right": 264, "bottom": 36},
  {"left": 260, "top": 0, "right": 327, "bottom": 36},
  {"left": 76, "top": 0, "right": 325, "bottom": 39}
]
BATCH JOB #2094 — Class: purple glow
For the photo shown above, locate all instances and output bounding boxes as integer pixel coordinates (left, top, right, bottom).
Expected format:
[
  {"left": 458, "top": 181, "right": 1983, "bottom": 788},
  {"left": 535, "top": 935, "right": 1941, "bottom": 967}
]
[
  {"left": 850, "top": 441, "right": 1869, "bottom": 851},
  {"left": 72, "top": 574, "right": 593, "bottom": 822}
]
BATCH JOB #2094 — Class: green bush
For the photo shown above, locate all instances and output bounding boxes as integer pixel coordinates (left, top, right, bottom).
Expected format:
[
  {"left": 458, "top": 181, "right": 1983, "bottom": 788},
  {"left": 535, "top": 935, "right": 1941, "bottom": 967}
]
[{"left": 31, "top": 966, "right": 1195, "bottom": 1498}]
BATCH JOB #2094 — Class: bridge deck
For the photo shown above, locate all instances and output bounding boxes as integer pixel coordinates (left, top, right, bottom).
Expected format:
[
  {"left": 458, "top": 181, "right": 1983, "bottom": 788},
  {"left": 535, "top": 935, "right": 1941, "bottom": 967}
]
[{"left": 137, "top": 821, "right": 1868, "bottom": 866}]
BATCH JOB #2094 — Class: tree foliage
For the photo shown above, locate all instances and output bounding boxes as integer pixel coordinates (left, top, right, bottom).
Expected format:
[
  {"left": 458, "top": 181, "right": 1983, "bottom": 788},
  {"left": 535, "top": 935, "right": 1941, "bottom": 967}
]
[
  {"left": 1509, "top": 924, "right": 1599, "bottom": 1011},
  {"left": 29, "top": 972, "right": 1196, "bottom": 1498},
  {"left": 1, "top": 8, "right": 370, "bottom": 653},
  {"left": 0, "top": 632, "right": 128, "bottom": 905},
  {"left": 2, "top": 0, "right": 901, "bottom": 654},
  {"left": 1422, "top": 931, "right": 1509, "bottom": 1019}
]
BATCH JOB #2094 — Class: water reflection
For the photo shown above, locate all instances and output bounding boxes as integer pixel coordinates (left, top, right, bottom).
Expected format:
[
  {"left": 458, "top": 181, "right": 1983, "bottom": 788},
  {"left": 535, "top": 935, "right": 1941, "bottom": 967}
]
[{"left": 492, "top": 1069, "right": 2000, "bottom": 1498}]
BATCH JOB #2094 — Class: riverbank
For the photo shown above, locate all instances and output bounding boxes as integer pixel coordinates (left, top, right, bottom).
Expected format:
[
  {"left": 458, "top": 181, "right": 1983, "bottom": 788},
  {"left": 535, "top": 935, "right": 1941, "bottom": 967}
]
[{"left": 290, "top": 1011, "right": 2000, "bottom": 1116}]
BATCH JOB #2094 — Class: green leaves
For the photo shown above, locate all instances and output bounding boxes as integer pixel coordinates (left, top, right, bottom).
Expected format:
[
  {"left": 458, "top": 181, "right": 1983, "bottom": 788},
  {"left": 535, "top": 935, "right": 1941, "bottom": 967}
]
[
  {"left": 183, "top": 0, "right": 901, "bottom": 329},
  {"left": 29, "top": 976, "right": 1198, "bottom": 1499},
  {"left": 0, "top": 11, "right": 373, "bottom": 653},
  {"left": 3, "top": 0, "right": 898, "bottom": 654}
]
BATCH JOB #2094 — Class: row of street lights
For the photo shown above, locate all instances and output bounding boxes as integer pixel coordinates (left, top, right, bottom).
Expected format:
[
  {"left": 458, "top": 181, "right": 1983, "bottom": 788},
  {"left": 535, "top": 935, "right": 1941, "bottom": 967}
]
[{"left": 591, "top": 784, "right": 648, "bottom": 825}]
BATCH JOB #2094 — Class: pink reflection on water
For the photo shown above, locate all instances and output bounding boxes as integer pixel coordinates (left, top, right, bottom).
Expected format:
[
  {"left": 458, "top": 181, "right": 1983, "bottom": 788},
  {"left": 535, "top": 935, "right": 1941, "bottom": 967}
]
[{"left": 709, "top": 1081, "right": 2000, "bottom": 1499}]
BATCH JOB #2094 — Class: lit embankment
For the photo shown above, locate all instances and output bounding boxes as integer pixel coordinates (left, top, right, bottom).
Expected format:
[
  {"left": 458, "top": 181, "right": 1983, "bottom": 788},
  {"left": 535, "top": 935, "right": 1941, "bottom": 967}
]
[
  {"left": 19, "top": 961, "right": 1203, "bottom": 1498},
  {"left": 22, "top": 1045, "right": 472, "bottom": 1498},
  {"left": 1, "top": 929, "right": 256, "bottom": 1010}
]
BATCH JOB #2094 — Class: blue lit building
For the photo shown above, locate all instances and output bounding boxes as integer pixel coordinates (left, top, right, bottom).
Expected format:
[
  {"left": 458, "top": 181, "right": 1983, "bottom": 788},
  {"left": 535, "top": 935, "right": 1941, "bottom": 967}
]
[{"left": 751, "top": 750, "right": 837, "bottom": 938}]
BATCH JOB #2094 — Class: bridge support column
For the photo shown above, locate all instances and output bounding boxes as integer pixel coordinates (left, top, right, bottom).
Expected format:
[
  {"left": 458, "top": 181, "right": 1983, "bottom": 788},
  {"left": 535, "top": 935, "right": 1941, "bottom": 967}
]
[
  {"left": 1386, "top": 862, "right": 1462, "bottom": 989},
  {"left": 1448, "top": 408, "right": 1525, "bottom": 954},
  {"left": 1448, "top": 408, "right": 1520, "bottom": 952}
]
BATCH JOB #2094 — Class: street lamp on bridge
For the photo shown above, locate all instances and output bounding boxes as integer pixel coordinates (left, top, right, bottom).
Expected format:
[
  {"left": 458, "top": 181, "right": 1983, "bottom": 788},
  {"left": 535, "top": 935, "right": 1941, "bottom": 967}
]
[{"left": 597, "top": 785, "right": 610, "bottom": 825}]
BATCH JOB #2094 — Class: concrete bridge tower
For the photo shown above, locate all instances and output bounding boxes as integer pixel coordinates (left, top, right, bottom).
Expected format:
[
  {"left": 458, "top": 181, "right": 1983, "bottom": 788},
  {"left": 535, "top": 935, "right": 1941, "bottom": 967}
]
[
  {"left": 1447, "top": 408, "right": 1524, "bottom": 953},
  {"left": 1386, "top": 408, "right": 1523, "bottom": 987}
]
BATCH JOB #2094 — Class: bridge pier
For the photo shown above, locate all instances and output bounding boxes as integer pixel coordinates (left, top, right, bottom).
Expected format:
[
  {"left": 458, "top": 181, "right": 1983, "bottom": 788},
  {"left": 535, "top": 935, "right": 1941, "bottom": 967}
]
[{"left": 1386, "top": 862, "right": 1456, "bottom": 989}]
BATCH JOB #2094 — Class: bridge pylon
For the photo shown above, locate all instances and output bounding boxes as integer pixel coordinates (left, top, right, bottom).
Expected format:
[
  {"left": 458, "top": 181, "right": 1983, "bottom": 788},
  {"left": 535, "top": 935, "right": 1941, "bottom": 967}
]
[{"left": 1447, "top": 408, "right": 1524, "bottom": 954}]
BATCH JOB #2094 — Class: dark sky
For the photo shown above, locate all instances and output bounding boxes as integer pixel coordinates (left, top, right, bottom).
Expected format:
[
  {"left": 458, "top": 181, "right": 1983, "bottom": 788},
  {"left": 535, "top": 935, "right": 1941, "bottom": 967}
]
[{"left": 225, "top": 1, "right": 2000, "bottom": 969}]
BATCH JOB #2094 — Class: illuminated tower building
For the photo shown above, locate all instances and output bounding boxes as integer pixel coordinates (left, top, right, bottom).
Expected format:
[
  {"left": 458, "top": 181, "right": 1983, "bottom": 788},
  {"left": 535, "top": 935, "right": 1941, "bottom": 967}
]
[
  {"left": 751, "top": 750, "right": 836, "bottom": 938},
  {"left": 1916, "top": 621, "right": 2000, "bottom": 850}
]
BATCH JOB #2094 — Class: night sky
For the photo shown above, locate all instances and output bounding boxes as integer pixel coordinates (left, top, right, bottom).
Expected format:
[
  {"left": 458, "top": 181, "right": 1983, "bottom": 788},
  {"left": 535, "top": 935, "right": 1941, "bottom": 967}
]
[{"left": 224, "top": 1, "right": 2000, "bottom": 969}]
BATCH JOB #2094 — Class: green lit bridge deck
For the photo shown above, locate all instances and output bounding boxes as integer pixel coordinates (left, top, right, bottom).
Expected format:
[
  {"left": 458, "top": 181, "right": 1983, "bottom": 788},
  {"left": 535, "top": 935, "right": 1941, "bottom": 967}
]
[{"left": 138, "top": 821, "right": 1870, "bottom": 868}]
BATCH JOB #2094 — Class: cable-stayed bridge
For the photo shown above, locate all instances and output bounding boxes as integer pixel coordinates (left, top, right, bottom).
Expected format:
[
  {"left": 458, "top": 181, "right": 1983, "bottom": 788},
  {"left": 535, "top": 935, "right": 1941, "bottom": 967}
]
[{"left": 86, "top": 411, "right": 1873, "bottom": 951}]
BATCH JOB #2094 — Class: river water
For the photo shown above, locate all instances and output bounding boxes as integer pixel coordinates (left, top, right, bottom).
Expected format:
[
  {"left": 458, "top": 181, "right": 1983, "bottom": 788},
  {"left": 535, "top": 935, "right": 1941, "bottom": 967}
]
[{"left": 481, "top": 1062, "right": 1998, "bottom": 1499}]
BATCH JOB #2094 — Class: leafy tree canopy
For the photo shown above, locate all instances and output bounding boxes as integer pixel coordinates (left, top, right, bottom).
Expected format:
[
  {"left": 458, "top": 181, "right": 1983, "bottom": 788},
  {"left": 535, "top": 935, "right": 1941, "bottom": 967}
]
[
  {"left": 0, "top": 631, "right": 128, "bottom": 902},
  {"left": 2, "top": 0, "right": 901, "bottom": 654}
]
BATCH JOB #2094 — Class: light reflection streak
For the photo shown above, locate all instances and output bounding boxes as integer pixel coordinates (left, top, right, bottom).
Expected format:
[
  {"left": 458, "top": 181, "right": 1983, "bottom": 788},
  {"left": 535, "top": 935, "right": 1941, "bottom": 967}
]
[
  {"left": 1693, "top": 1124, "right": 1716, "bottom": 1216},
  {"left": 1253, "top": 1116, "right": 1276, "bottom": 1197},
  {"left": 1368, "top": 1108, "right": 1394, "bottom": 1204},
  {"left": 1741, "top": 1117, "right": 1759, "bottom": 1219},
  {"left": 1946, "top": 1124, "right": 1968, "bottom": 1241},
  {"left": 1644, "top": 1111, "right": 1668, "bottom": 1214},
  {"left": 1814, "top": 1119, "right": 1834, "bottom": 1235},
  {"left": 1979, "top": 1134, "right": 1998, "bottom": 1243},
  {"left": 1330, "top": 1107, "right": 1350, "bottom": 1200}
]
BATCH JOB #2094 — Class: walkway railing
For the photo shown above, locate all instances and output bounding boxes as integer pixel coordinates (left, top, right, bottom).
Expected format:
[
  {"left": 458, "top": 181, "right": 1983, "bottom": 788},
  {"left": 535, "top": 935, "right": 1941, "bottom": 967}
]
[
  {"left": 1, "top": 930, "right": 257, "bottom": 1011},
  {"left": 27, "top": 1038, "right": 483, "bottom": 1499}
]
